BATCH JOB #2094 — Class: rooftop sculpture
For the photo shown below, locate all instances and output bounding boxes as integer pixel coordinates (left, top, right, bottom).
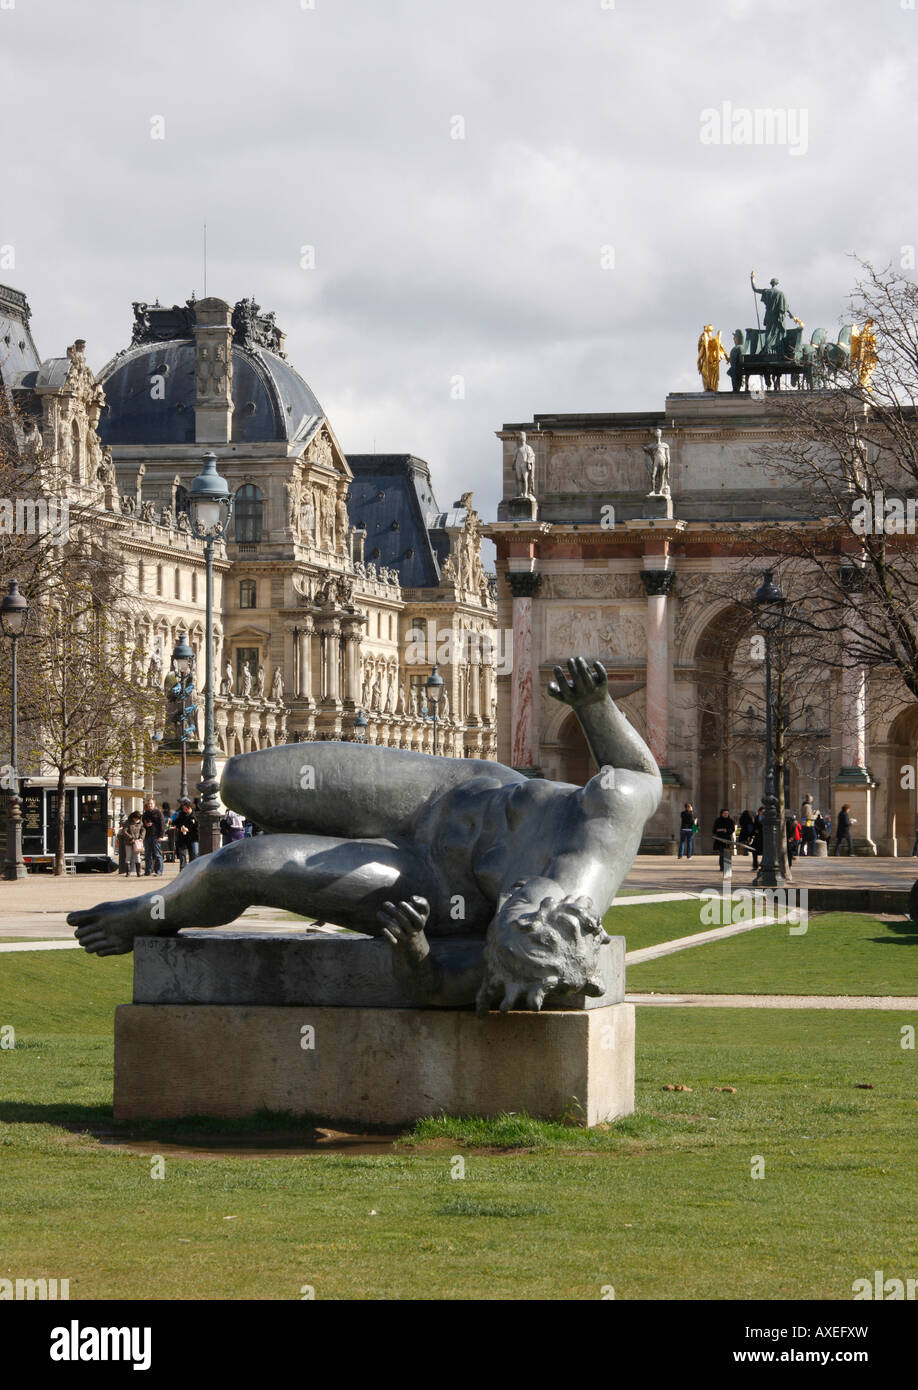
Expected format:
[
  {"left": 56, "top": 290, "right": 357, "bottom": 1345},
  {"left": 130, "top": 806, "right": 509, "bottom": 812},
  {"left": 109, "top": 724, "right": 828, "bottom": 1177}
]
[{"left": 698, "top": 273, "right": 878, "bottom": 393}]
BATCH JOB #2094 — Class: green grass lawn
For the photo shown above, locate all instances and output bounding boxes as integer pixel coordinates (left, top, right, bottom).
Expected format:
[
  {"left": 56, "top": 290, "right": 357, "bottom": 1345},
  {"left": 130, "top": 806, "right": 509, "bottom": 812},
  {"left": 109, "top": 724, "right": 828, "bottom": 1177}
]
[
  {"left": 627, "top": 912, "right": 918, "bottom": 996},
  {"left": 604, "top": 899, "right": 706, "bottom": 951},
  {"left": 1, "top": 952, "right": 916, "bottom": 1298}
]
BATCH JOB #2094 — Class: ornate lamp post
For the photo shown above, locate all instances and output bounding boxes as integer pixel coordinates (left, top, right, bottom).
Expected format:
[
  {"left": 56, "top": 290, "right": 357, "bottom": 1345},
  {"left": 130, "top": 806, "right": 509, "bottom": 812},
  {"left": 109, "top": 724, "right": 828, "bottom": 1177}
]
[
  {"left": 1, "top": 579, "right": 28, "bottom": 880},
  {"left": 170, "top": 630, "right": 197, "bottom": 801},
  {"left": 187, "top": 453, "right": 233, "bottom": 855},
  {"left": 753, "top": 570, "right": 786, "bottom": 889},
  {"left": 425, "top": 664, "right": 444, "bottom": 755},
  {"left": 353, "top": 708, "right": 368, "bottom": 743}
]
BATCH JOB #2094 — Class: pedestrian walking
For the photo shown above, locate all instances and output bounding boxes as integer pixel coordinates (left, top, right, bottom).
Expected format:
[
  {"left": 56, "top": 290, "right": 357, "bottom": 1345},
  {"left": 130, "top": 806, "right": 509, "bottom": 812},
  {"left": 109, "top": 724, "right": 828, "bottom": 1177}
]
[
  {"left": 834, "top": 804, "right": 855, "bottom": 856},
  {"left": 142, "top": 796, "right": 165, "bottom": 876},
  {"left": 786, "top": 812, "right": 801, "bottom": 865},
  {"left": 678, "top": 802, "right": 697, "bottom": 859},
  {"left": 751, "top": 806, "right": 764, "bottom": 872},
  {"left": 120, "top": 811, "right": 145, "bottom": 877},
  {"left": 219, "top": 808, "right": 246, "bottom": 844},
  {"left": 800, "top": 794, "right": 817, "bottom": 856},
  {"left": 173, "top": 797, "right": 199, "bottom": 868},
  {"left": 712, "top": 807, "right": 736, "bottom": 873}
]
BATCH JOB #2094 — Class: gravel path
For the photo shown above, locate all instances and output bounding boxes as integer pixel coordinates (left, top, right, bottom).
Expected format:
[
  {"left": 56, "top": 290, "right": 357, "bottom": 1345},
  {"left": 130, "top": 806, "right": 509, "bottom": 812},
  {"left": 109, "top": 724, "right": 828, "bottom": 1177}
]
[{"left": 627, "top": 992, "right": 918, "bottom": 1010}]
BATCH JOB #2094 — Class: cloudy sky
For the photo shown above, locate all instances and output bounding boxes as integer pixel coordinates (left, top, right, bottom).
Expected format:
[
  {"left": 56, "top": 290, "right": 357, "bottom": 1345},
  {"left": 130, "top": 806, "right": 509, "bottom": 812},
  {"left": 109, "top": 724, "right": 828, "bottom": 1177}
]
[{"left": 2, "top": 0, "right": 913, "bottom": 518}]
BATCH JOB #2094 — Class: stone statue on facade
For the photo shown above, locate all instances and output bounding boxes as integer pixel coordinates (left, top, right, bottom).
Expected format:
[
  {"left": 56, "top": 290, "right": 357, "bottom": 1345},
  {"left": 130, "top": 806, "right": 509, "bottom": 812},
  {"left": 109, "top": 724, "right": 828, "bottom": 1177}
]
[
  {"left": 512, "top": 431, "right": 536, "bottom": 498},
  {"left": 271, "top": 667, "right": 284, "bottom": 704},
  {"left": 397, "top": 684, "right": 408, "bottom": 715},
  {"left": 286, "top": 475, "right": 301, "bottom": 535},
  {"left": 336, "top": 494, "right": 350, "bottom": 551},
  {"left": 240, "top": 664, "right": 253, "bottom": 699},
  {"left": 256, "top": 665, "right": 266, "bottom": 698},
  {"left": 642, "top": 428, "right": 671, "bottom": 498},
  {"left": 221, "top": 661, "right": 234, "bottom": 696},
  {"left": 21, "top": 417, "right": 43, "bottom": 461},
  {"left": 71, "top": 659, "right": 662, "bottom": 1016},
  {"left": 140, "top": 501, "right": 156, "bottom": 523}
]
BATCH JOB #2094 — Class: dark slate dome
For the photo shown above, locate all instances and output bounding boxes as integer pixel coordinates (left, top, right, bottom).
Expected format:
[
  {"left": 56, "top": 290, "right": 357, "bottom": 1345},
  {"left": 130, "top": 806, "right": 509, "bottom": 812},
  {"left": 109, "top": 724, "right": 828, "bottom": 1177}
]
[{"left": 97, "top": 297, "right": 324, "bottom": 447}]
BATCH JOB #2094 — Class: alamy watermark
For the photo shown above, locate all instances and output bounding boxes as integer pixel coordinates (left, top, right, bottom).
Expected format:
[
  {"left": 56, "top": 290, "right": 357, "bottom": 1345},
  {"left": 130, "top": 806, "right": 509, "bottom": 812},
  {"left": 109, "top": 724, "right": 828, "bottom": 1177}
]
[
  {"left": 851, "top": 492, "right": 918, "bottom": 535},
  {"left": 0, "top": 495, "right": 69, "bottom": 543},
  {"left": 700, "top": 883, "right": 808, "bottom": 934},
  {"left": 699, "top": 102, "right": 808, "bottom": 157},
  {"left": 405, "top": 621, "right": 512, "bottom": 675}
]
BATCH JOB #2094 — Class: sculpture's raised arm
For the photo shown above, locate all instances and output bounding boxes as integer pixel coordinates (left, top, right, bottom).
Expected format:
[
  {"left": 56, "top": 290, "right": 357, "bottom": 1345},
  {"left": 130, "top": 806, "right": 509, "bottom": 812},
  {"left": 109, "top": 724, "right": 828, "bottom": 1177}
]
[{"left": 547, "top": 658, "right": 659, "bottom": 778}]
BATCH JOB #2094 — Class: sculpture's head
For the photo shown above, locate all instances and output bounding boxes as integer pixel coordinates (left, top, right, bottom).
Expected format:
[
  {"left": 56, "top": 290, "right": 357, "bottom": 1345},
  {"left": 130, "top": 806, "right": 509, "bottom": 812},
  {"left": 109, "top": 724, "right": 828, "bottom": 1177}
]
[
  {"left": 770, "top": 278, "right": 779, "bottom": 286},
  {"left": 475, "top": 887, "right": 610, "bottom": 1017},
  {"left": 518, "top": 430, "right": 527, "bottom": 444}
]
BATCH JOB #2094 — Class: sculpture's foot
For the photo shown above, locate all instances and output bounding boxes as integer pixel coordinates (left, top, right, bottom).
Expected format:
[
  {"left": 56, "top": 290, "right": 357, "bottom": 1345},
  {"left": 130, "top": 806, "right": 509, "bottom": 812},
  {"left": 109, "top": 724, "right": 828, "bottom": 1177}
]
[{"left": 68, "top": 895, "right": 170, "bottom": 956}]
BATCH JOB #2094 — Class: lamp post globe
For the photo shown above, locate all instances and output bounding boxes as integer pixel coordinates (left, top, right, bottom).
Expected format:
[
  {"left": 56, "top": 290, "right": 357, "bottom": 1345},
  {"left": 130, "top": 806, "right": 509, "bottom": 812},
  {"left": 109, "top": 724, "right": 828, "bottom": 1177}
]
[
  {"left": 1, "top": 579, "right": 29, "bottom": 880},
  {"left": 353, "top": 709, "right": 368, "bottom": 743},
  {"left": 753, "top": 570, "right": 786, "bottom": 889},
  {"left": 187, "top": 454, "right": 234, "bottom": 855}
]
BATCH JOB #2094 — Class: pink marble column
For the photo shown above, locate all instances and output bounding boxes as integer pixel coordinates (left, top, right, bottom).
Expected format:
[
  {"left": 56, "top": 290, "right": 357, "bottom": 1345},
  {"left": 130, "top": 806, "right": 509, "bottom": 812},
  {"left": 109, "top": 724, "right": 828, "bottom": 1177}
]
[
  {"left": 841, "top": 661, "right": 867, "bottom": 767},
  {"left": 640, "top": 568, "right": 675, "bottom": 770},
  {"left": 507, "top": 572, "right": 540, "bottom": 769}
]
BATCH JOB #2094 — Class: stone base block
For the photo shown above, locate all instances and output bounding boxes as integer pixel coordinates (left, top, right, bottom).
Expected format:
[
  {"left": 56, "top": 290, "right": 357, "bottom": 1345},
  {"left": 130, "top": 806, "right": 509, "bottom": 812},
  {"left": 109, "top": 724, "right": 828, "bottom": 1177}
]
[
  {"left": 113, "top": 1002, "right": 635, "bottom": 1128},
  {"left": 132, "top": 931, "right": 625, "bottom": 1011}
]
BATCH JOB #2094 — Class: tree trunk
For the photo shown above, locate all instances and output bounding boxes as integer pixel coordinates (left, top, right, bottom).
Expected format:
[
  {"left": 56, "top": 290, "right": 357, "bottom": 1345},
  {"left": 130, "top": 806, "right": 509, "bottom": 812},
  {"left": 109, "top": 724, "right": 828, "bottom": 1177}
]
[{"left": 54, "top": 767, "right": 67, "bottom": 876}]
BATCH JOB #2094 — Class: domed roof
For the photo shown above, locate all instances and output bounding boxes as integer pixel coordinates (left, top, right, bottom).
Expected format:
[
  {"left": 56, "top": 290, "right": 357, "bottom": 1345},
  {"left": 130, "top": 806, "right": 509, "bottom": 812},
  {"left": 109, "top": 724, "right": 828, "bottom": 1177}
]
[{"left": 97, "top": 298, "right": 325, "bottom": 447}]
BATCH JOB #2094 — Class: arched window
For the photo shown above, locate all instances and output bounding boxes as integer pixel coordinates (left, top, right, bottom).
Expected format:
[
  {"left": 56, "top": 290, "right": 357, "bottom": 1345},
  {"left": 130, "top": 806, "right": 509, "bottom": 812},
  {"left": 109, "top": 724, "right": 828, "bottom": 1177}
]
[
  {"left": 156, "top": 565, "right": 163, "bottom": 597},
  {"left": 234, "top": 485, "right": 263, "bottom": 543},
  {"left": 191, "top": 572, "right": 198, "bottom": 602},
  {"left": 174, "top": 568, "right": 181, "bottom": 599}
]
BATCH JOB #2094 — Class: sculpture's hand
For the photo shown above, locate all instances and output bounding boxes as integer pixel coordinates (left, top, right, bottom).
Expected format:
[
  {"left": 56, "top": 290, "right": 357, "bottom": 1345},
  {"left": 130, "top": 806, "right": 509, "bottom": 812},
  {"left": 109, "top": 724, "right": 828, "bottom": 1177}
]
[
  {"left": 377, "top": 896, "right": 431, "bottom": 966},
  {"left": 547, "top": 657, "right": 609, "bottom": 709}
]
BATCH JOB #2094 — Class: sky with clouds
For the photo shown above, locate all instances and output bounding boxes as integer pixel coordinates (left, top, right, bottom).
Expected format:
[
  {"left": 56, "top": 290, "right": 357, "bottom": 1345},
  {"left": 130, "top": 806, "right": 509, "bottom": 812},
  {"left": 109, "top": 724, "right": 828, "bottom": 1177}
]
[{"left": 2, "top": 0, "right": 914, "bottom": 518}]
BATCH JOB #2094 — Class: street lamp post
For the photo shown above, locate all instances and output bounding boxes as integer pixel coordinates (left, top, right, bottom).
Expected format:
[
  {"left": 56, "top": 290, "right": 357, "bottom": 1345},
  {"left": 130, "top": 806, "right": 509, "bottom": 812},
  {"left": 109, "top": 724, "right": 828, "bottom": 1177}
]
[
  {"left": 1, "top": 579, "right": 29, "bottom": 880},
  {"left": 187, "top": 453, "right": 233, "bottom": 855},
  {"left": 753, "top": 570, "right": 786, "bottom": 889},
  {"left": 425, "top": 665, "right": 444, "bottom": 755},
  {"left": 353, "top": 708, "right": 368, "bottom": 743},
  {"left": 170, "top": 631, "right": 196, "bottom": 802}
]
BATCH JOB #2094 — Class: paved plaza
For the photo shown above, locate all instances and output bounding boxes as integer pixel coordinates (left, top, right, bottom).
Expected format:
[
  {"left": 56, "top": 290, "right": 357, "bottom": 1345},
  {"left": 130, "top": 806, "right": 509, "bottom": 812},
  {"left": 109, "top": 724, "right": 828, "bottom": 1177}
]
[{"left": 1, "top": 853, "right": 913, "bottom": 942}]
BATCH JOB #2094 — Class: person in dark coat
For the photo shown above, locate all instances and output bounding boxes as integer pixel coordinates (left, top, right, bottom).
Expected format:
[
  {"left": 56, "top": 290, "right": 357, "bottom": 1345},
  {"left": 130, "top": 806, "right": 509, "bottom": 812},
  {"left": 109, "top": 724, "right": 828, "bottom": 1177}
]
[
  {"left": 711, "top": 808, "right": 735, "bottom": 873},
  {"left": 142, "top": 797, "right": 165, "bottom": 877},
  {"left": 678, "top": 802, "right": 696, "bottom": 859},
  {"left": 173, "top": 797, "right": 199, "bottom": 868},
  {"left": 834, "top": 804, "right": 854, "bottom": 856}
]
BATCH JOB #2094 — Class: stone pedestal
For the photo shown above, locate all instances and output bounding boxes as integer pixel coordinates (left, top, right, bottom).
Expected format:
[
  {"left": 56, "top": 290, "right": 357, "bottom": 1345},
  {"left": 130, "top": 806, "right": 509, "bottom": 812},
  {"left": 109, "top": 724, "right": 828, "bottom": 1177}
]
[
  {"left": 642, "top": 494, "right": 673, "bottom": 521},
  {"left": 131, "top": 931, "right": 625, "bottom": 1011},
  {"left": 113, "top": 1002, "right": 635, "bottom": 1128},
  {"left": 503, "top": 495, "right": 538, "bottom": 521}
]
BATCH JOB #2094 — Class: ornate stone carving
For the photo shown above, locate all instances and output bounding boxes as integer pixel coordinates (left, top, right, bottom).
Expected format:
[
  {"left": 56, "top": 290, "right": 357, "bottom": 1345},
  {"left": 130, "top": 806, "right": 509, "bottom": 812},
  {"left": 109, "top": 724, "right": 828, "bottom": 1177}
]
[
  {"left": 640, "top": 569, "right": 676, "bottom": 597},
  {"left": 506, "top": 572, "right": 541, "bottom": 599},
  {"left": 540, "top": 573, "right": 642, "bottom": 600},
  {"left": 547, "top": 606, "right": 645, "bottom": 661},
  {"left": 309, "top": 430, "right": 334, "bottom": 473}
]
